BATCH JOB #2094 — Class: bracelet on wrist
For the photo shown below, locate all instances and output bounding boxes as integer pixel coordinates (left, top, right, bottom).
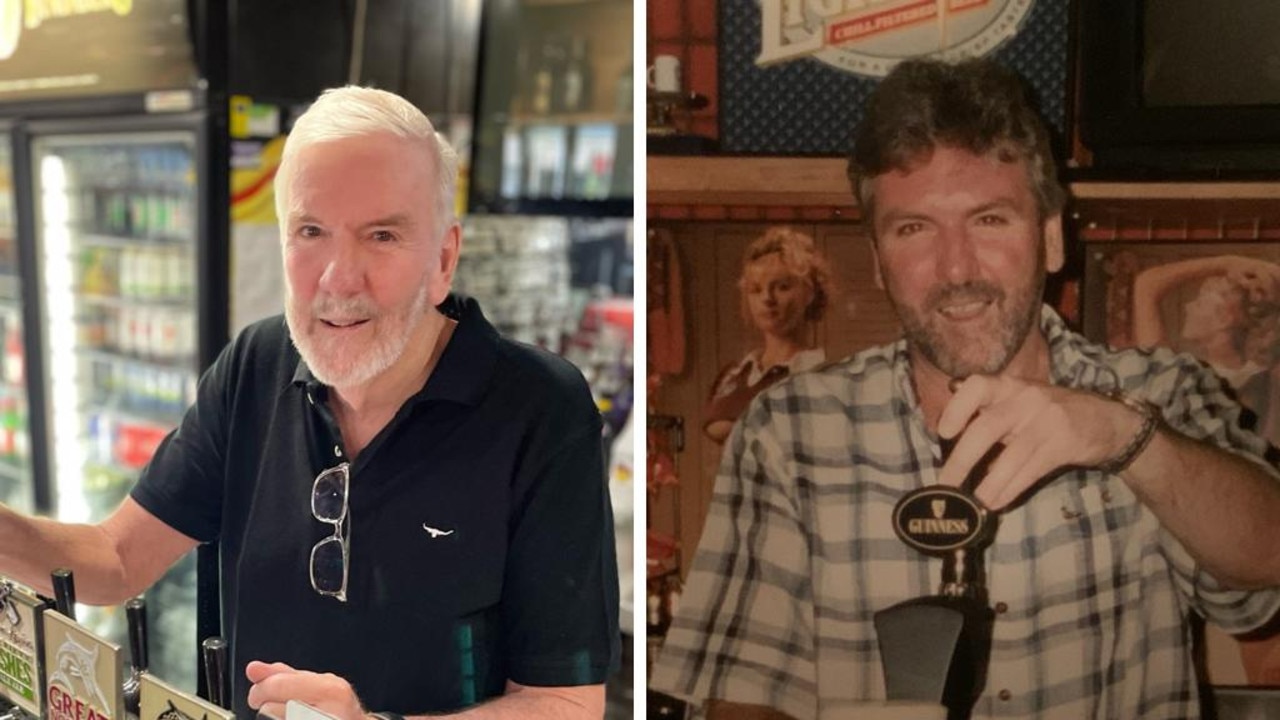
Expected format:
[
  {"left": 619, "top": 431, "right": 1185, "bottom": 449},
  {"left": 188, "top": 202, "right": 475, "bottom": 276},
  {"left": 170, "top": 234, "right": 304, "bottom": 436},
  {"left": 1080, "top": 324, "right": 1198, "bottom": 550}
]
[{"left": 1097, "top": 390, "right": 1160, "bottom": 475}]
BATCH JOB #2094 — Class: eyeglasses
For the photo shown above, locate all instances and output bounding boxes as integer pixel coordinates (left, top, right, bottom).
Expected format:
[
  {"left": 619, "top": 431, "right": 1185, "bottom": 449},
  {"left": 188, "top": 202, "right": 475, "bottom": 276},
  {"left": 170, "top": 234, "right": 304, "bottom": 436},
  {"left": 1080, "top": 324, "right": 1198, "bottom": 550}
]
[{"left": 310, "top": 462, "right": 350, "bottom": 602}]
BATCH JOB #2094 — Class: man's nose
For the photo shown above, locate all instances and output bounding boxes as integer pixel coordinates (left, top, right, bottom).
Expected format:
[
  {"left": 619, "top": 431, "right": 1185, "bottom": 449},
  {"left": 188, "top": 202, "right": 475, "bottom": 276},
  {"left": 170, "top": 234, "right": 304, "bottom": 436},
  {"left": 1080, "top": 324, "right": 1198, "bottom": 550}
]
[
  {"left": 318, "top": 239, "right": 366, "bottom": 295},
  {"left": 937, "top": 227, "right": 979, "bottom": 283}
]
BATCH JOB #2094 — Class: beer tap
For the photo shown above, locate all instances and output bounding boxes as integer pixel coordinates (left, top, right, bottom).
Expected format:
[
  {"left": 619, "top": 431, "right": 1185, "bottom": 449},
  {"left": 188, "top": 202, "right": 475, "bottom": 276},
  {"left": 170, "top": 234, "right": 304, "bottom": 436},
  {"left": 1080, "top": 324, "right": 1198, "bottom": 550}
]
[
  {"left": 123, "top": 597, "right": 148, "bottom": 717},
  {"left": 202, "top": 637, "right": 229, "bottom": 710},
  {"left": 873, "top": 436, "right": 999, "bottom": 720},
  {"left": 51, "top": 568, "right": 75, "bottom": 620}
]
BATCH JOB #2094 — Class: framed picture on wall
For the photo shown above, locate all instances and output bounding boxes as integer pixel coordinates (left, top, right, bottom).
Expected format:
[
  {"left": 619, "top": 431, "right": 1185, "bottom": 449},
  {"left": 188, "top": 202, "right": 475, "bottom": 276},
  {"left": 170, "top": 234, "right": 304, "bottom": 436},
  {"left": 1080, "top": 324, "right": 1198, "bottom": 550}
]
[{"left": 1084, "top": 240, "right": 1280, "bottom": 688}]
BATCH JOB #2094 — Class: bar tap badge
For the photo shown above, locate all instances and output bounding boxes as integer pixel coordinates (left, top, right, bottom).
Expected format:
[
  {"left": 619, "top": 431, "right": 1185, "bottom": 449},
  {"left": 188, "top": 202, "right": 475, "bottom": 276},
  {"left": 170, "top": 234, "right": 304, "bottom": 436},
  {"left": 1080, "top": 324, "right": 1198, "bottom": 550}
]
[
  {"left": 42, "top": 611, "right": 123, "bottom": 720},
  {"left": 893, "top": 485, "right": 989, "bottom": 556},
  {"left": 0, "top": 581, "right": 48, "bottom": 717},
  {"left": 139, "top": 674, "right": 233, "bottom": 720}
]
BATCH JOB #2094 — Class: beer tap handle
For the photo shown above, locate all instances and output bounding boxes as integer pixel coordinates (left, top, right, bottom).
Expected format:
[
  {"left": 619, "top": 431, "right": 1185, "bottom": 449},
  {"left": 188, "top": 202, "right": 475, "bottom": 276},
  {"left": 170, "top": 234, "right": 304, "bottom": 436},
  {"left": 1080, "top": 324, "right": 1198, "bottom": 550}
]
[
  {"left": 123, "top": 597, "right": 147, "bottom": 716},
  {"left": 126, "top": 597, "right": 148, "bottom": 671},
  {"left": 202, "top": 637, "right": 229, "bottom": 709},
  {"left": 51, "top": 568, "right": 75, "bottom": 620}
]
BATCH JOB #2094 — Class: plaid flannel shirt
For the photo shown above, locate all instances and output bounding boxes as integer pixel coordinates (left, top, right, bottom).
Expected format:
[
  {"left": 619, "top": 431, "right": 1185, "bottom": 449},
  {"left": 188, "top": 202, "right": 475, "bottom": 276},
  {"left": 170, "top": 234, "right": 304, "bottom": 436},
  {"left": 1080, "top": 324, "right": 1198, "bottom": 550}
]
[{"left": 651, "top": 305, "right": 1280, "bottom": 719}]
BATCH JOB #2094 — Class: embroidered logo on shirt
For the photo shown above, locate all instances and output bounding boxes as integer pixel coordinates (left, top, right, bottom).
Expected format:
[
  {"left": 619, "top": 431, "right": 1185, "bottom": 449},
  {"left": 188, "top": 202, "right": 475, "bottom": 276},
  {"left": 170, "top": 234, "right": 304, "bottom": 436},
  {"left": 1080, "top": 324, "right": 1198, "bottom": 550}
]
[{"left": 422, "top": 524, "right": 455, "bottom": 538}]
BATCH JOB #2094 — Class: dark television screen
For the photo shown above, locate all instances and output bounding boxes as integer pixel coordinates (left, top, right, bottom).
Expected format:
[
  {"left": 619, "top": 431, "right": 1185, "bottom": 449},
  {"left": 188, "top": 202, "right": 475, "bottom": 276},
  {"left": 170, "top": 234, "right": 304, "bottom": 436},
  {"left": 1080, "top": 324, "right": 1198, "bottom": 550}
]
[
  {"left": 1077, "top": 0, "right": 1280, "bottom": 173},
  {"left": 1143, "top": 0, "right": 1280, "bottom": 107}
]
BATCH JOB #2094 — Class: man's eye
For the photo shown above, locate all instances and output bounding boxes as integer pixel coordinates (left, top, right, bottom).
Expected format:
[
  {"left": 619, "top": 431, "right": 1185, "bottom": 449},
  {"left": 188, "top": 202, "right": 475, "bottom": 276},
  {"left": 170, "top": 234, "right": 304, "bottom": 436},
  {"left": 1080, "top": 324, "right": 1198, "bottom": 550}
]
[
  {"left": 976, "top": 214, "right": 1009, "bottom": 226},
  {"left": 297, "top": 225, "right": 323, "bottom": 238},
  {"left": 372, "top": 230, "right": 396, "bottom": 242},
  {"left": 894, "top": 222, "right": 924, "bottom": 237}
]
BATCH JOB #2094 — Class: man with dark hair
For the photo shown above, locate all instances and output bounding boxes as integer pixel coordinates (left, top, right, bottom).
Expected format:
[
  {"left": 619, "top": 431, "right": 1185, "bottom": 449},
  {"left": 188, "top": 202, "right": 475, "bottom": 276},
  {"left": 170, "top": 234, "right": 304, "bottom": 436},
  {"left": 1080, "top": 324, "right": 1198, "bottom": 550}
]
[{"left": 650, "top": 57, "right": 1280, "bottom": 719}]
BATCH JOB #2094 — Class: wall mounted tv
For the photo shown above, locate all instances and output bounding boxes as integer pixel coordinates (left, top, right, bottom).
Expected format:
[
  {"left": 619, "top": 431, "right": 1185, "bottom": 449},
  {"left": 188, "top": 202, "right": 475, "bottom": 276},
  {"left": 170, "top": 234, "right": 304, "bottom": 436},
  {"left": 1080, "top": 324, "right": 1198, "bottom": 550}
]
[{"left": 1077, "top": 0, "right": 1280, "bottom": 176}]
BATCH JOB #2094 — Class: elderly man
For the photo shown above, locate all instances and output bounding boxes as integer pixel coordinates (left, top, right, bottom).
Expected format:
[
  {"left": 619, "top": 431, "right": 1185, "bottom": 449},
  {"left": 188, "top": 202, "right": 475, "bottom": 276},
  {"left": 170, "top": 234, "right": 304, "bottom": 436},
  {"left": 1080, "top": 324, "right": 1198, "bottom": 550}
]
[
  {"left": 0, "top": 86, "right": 618, "bottom": 719},
  {"left": 651, "top": 58, "right": 1280, "bottom": 719}
]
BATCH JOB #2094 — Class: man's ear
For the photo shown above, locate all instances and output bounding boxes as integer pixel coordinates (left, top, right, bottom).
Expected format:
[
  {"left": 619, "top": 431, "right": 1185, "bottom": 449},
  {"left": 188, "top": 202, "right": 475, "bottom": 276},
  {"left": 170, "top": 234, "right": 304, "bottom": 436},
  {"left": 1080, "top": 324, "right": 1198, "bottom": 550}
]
[
  {"left": 431, "top": 222, "right": 462, "bottom": 305},
  {"left": 1043, "top": 213, "right": 1064, "bottom": 274},
  {"left": 869, "top": 234, "right": 886, "bottom": 290}
]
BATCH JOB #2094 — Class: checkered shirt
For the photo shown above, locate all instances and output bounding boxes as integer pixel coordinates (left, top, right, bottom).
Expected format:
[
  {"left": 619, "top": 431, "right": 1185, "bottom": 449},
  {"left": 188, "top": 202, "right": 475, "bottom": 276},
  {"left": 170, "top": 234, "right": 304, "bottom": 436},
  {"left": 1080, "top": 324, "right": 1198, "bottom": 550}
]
[{"left": 650, "top": 305, "right": 1280, "bottom": 719}]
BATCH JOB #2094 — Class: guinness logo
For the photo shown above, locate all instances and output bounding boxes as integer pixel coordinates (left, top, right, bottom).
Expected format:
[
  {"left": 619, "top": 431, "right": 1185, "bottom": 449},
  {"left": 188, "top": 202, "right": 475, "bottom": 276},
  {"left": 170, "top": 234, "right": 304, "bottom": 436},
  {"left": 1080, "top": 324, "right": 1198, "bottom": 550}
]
[{"left": 892, "top": 485, "right": 989, "bottom": 554}]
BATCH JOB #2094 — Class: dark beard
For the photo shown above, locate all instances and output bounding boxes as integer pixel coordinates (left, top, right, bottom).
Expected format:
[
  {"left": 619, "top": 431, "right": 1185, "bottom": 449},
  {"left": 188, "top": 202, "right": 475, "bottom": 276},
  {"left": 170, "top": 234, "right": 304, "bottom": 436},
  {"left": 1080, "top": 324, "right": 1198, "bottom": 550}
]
[{"left": 894, "top": 272, "right": 1045, "bottom": 378}]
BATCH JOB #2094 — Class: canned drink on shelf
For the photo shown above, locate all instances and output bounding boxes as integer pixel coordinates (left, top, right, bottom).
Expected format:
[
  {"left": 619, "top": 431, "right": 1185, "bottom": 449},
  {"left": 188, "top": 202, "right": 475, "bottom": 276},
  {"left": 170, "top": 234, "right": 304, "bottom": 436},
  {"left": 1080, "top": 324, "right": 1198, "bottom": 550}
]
[
  {"left": 138, "top": 247, "right": 160, "bottom": 300},
  {"left": 151, "top": 311, "right": 178, "bottom": 362},
  {"left": 119, "top": 245, "right": 138, "bottom": 298},
  {"left": 129, "top": 193, "right": 148, "bottom": 238},
  {"left": 165, "top": 248, "right": 189, "bottom": 299},
  {"left": 117, "top": 307, "right": 133, "bottom": 357}
]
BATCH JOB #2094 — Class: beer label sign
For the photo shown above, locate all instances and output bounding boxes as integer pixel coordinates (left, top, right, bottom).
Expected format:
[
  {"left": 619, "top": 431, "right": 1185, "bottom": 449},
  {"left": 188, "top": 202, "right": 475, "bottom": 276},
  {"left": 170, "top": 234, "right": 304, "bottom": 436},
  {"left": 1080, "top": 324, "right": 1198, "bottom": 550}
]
[
  {"left": 43, "top": 610, "right": 123, "bottom": 720},
  {"left": 892, "top": 485, "right": 989, "bottom": 554},
  {"left": 0, "top": 582, "right": 44, "bottom": 716},
  {"left": 758, "top": 0, "right": 1035, "bottom": 77},
  {"left": 139, "top": 674, "right": 234, "bottom": 720}
]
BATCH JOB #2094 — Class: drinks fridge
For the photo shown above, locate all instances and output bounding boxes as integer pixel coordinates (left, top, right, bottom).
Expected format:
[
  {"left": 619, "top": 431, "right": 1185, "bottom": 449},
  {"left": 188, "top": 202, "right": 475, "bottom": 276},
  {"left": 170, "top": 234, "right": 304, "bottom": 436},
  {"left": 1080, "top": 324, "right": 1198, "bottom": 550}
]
[
  {"left": 0, "top": 0, "right": 256, "bottom": 694},
  {"left": 28, "top": 121, "right": 209, "bottom": 692},
  {"left": 0, "top": 134, "right": 33, "bottom": 517}
]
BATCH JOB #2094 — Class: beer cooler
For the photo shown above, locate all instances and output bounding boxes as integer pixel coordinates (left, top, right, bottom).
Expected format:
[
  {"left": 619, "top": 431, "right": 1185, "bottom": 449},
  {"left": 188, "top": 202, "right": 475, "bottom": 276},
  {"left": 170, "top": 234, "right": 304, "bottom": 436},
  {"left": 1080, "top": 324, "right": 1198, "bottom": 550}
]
[
  {"left": 28, "top": 122, "right": 210, "bottom": 691},
  {"left": 0, "top": 134, "right": 34, "bottom": 517},
  {"left": 0, "top": 0, "right": 234, "bottom": 696}
]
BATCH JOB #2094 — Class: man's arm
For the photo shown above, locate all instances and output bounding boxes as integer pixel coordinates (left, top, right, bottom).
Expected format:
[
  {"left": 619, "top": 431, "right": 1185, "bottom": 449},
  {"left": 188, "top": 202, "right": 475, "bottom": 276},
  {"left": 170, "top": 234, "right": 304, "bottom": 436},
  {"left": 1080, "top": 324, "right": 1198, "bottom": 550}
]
[
  {"left": 431, "top": 682, "right": 602, "bottom": 719},
  {"left": 245, "top": 663, "right": 604, "bottom": 719},
  {"left": 0, "top": 497, "right": 199, "bottom": 604},
  {"left": 937, "top": 375, "right": 1280, "bottom": 589},
  {"left": 1120, "top": 421, "right": 1280, "bottom": 589}
]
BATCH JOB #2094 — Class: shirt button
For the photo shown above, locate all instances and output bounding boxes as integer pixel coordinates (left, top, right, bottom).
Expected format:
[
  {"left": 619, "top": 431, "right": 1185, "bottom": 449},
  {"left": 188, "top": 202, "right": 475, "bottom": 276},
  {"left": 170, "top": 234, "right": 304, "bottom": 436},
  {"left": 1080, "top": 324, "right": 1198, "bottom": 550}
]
[
  {"left": 995, "top": 602, "right": 1009, "bottom": 614},
  {"left": 998, "top": 689, "right": 1012, "bottom": 701}
]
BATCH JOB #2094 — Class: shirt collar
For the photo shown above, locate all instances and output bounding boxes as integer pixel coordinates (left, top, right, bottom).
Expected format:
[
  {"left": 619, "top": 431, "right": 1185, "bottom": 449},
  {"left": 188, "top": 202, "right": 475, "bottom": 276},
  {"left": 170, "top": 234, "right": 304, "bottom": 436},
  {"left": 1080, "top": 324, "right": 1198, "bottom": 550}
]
[
  {"left": 730, "top": 347, "right": 827, "bottom": 385},
  {"left": 290, "top": 293, "right": 499, "bottom": 407}
]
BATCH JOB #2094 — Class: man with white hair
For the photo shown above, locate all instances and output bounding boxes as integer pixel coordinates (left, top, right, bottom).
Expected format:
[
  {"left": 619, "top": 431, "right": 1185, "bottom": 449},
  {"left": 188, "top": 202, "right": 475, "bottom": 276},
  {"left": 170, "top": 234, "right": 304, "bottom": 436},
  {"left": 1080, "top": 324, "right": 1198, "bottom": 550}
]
[{"left": 0, "top": 86, "right": 619, "bottom": 719}]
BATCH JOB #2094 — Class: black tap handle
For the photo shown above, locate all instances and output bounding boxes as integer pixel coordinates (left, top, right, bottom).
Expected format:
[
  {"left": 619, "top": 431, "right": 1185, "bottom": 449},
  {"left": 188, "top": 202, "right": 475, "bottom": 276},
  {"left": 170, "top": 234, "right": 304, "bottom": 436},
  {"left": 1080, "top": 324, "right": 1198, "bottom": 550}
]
[
  {"left": 51, "top": 568, "right": 75, "bottom": 620},
  {"left": 125, "top": 597, "right": 148, "bottom": 672},
  {"left": 202, "top": 637, "right": 229, "bottom": 709}
]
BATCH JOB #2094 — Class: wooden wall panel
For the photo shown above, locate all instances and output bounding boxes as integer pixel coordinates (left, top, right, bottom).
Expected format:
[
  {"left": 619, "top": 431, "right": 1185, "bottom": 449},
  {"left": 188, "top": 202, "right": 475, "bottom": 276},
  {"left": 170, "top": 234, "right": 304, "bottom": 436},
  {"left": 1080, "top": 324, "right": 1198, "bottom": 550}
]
[{"left": 648, "top": 221, "right": 901, "bottom": 577}]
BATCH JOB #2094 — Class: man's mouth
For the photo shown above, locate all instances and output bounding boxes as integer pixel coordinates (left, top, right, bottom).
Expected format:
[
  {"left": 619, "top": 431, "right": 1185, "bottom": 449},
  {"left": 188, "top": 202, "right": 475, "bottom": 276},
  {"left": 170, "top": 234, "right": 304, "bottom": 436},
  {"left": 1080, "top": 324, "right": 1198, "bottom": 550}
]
[
  {"left": 321, "top": 318, "right": 370, "bottom": 329},
  {"left": 936, "top": 298, "right": 991, "bottom": 321}
]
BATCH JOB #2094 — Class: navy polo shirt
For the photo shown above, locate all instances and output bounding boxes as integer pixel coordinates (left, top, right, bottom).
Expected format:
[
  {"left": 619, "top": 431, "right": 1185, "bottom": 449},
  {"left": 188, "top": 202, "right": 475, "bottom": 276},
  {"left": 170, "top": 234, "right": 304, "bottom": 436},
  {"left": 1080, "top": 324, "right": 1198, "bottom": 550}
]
[{"left": 131, "top": 295, "right": 620, "bottom": 717}]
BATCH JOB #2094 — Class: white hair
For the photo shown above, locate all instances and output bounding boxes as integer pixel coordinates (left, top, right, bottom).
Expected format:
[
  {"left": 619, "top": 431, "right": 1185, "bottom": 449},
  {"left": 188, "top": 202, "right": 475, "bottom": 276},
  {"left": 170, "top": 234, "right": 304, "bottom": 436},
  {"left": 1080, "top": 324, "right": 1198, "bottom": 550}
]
[{"left": 274, "top": 85, "right": 459, "bottom": 234}]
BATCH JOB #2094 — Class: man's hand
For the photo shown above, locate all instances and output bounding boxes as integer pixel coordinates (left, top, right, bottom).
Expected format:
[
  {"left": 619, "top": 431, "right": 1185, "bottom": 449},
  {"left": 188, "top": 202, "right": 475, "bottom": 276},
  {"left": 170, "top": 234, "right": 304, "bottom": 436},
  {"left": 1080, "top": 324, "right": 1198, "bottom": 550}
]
[
  {"left": 246, "top": 661, "right": 368, "bottom": 720},
  {"left": 936, "top": 376, "right": 1144, "bottom": 510}
]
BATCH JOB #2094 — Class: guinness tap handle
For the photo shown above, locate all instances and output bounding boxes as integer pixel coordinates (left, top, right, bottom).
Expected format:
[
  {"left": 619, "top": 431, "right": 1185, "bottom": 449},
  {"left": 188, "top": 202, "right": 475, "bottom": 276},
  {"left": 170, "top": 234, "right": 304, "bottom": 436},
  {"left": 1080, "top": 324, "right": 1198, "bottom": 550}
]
[
  {"left": 51, "top": 567, "right": 75, "bottom": 620},
  {"left": 202, "top": 637, "right": 229, "bottom": 709}
]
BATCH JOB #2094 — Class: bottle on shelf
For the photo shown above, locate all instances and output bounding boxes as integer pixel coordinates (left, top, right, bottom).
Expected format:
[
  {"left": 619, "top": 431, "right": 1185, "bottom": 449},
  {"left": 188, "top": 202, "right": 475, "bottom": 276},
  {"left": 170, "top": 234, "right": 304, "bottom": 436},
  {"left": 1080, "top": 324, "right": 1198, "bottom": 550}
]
[
  {"left": 530, "top": 37, "right": 563, "bottom": 116},
  {"left": 0, "top": 396, "right": 16, "bottom": 459},
  {"left": 4, "top": 318, "right": 22, "bottom": 386},
  {"left": 560, "top": 35, "right": 593, "bottom": 114}
]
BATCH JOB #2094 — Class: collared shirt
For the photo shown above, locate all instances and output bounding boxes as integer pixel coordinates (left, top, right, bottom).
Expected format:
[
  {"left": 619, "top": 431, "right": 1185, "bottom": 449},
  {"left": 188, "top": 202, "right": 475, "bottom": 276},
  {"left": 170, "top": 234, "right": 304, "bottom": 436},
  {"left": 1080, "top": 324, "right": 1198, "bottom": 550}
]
[
  {"left": 132, "top": 295, "right": 619, "bottom": 716},
  {"left": 716, "top": 348, "right": 828, "bottom": 391},
  {"left": 651, "top": 305, "right": 1280, "bottom": 719}
]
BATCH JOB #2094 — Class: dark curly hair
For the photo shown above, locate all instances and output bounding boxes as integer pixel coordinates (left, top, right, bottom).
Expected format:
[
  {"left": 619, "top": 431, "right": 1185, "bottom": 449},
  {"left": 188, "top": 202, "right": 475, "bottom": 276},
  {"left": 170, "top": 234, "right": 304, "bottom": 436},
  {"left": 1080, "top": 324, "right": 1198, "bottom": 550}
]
[{"left": 847, "top": 57, "right": 1065, "bottom": 232}]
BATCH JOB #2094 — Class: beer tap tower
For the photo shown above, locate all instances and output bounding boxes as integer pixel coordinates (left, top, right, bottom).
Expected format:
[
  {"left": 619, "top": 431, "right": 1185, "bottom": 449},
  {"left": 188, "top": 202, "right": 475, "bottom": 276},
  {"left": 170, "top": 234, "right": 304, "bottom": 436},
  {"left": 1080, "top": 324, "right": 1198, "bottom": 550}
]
[{"left": 875, "top": 443, "right": 998, "bottom": 720}]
